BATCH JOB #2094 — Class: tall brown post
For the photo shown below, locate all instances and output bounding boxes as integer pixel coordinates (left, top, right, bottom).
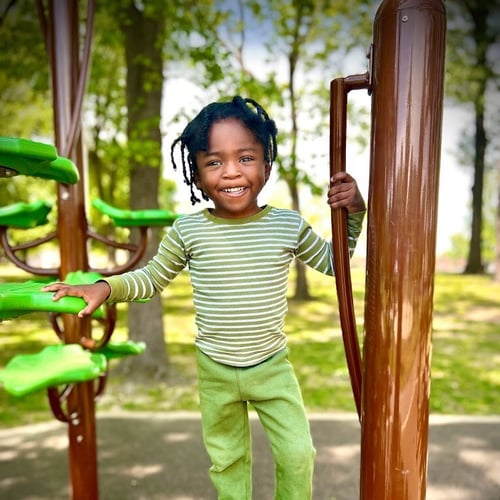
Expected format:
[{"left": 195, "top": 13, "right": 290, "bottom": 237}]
[
  {"left": 360, "top": 0, "right": 446, "bottom": 498},
  {"left": 48, "top": 1, "right": 98, "bottom": 497}
]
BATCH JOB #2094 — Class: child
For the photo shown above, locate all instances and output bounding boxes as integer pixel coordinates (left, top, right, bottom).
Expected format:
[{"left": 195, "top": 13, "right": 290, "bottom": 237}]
[{"left": 43, "top": 96, "right": 366, "bottom": 499}]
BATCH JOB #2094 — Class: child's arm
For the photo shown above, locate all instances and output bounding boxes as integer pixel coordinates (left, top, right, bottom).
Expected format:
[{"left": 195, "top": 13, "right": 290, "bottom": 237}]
[
  {"left": 41, "top": 281, "right": 111, "bottom": 318},
  {"left": 327, "top": 172, "right": 366, "bottom": 213}
]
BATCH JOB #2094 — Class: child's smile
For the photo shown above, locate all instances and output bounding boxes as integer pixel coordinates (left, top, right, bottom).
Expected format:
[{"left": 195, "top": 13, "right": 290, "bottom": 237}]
[{"left": 221, "top": 186, "right": 247, "bottom": 195}]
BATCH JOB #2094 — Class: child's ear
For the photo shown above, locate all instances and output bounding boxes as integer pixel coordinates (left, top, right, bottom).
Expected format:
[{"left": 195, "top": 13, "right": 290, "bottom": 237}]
[
  {"left": 194, "top": 172, "right": 201, "bottom": 189},
  {"left": 264, "top": 163, "right": 271, "bottom": 182}
]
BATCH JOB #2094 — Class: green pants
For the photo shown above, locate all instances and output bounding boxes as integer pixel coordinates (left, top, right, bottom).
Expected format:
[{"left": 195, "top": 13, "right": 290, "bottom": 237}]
[{"left": 196, "top": 348, "right": 315, "bottom": 500}]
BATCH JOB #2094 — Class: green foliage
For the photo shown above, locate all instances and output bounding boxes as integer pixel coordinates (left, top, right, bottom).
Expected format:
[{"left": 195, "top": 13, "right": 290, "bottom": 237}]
[
  {"left": 0, "top": 76, "right": 52, "bottom": 139},
  {"left": 0, "top": 0, "right": 54, "bottom": 207},
  {"left": 1, "top": 266, "right": 499, "bottom": 427},
  {"left": 446, "top": 233, "right": 469, "bottom": 261},
  {"left": 445, "top": 0, "right": 500, "bottom": 105},
  {"left": 0, "top": 0, "right": 49, "bottom": 91},
  {"left": 0, "top": 0, "right": 51, "bottom": 139}
]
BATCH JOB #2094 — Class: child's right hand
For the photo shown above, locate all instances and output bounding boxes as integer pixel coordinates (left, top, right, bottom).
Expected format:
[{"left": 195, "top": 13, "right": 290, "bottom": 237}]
[{"left": 41, "top": 281, "right": 111, "bottom": 318}]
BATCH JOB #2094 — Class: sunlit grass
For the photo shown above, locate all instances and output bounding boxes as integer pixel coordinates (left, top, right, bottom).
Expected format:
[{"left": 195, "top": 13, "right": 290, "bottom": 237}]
[{"left": 1, "top": 265, "right": 499, "bottom": 427}]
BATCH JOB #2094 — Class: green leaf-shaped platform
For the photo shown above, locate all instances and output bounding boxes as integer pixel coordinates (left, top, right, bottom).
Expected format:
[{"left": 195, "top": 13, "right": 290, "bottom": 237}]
[
  {"left": 0, "top": 137, "right": 79, "bottom": 184},
  {"left": 0, "top": 271, "right": 105, "bottom": 321},
  {"left": 0, "top": 344, "right": 107, "bottom": 396},
  {"left": 0, "top": 200, "right": 52, "bottom": 229},
  {"left": 92, "top": 198, "right": 179, "bottom": 227},
  {"left": 96, "top": 340, "right": 146, "bottom": 360}
]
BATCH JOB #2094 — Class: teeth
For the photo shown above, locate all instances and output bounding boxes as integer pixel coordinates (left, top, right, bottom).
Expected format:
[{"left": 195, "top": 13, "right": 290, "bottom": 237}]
[{"left": 223, "top": 187, "right": 245, "bottom": 193}]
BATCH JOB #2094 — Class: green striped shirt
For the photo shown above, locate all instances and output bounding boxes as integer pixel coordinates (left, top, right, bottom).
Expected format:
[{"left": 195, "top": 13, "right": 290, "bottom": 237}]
[{"left": 105, "top": 205, "right": 364, "bottom": 367}]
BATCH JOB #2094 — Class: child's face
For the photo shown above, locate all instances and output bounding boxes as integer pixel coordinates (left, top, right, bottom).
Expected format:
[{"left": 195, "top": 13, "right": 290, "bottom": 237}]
[{"left": 195, "top": 118, "right": 271, "bottom": 219}]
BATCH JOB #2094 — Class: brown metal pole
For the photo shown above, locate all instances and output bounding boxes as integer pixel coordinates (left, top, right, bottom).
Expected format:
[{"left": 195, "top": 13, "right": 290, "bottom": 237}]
[
  {"left": 330, "top": 73, "right": 370, "bottom": 420},
  {"left": 360, "top": 0, "right": 446, "bottom": 498},
  {"left": 48, "top": 1, "right": 98, "bottom": 498}
]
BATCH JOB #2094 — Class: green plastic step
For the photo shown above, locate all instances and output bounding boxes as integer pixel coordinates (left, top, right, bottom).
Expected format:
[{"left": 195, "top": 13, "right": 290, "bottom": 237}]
[
  {"left": 0, "top": 271, "right": 105, "bottom": 321},
  {"left": 0, "top": 344, "right": 107, "bottom": 397},
  {"left": 92, "top": 198, "right": 179, "bottom": 227},
  {"left": 96, "top": 340, "right": 146, "bottom": 360},
  {"left": 0, "top": 137, "right": 79, "bottom": 184},
  {"left": 0, "top": 200, "right": 52, "bottom": 228}
]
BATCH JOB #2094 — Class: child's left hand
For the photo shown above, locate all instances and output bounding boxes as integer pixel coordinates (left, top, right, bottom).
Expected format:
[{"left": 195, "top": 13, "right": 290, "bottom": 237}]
[{"left": 327, "top": 172, "right": 366, "bottom": 213}]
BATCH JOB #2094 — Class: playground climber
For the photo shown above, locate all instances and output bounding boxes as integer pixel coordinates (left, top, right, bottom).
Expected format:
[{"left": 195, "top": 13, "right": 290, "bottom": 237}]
[{"left": 43, "top": 95, "right": 366, "bottom": 499}]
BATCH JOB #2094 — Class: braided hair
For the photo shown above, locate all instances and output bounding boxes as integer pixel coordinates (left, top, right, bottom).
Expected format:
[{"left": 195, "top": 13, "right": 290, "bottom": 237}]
[{"left": 170, "top": 96, "right": 278, "bottom": 205}]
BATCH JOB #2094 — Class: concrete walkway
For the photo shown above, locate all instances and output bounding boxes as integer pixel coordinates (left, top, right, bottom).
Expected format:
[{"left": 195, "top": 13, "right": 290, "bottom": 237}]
[{"left": 0, "top": 412, "right": 499, "bottom": 499}]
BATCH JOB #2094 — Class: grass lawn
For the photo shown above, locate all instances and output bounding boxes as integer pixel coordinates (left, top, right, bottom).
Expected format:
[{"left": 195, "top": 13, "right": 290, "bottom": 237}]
[{"left": 0, "top": 265, "right": 499, "bottom": 427}]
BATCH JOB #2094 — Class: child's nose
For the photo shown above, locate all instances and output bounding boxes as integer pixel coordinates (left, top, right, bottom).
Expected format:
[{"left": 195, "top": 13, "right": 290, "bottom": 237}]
[{"left": 222, "top": 160, "right": 241, "bottom": 176}]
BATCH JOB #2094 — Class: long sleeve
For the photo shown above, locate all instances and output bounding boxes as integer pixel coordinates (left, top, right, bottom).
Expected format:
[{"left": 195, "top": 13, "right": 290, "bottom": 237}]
[
  {"left": 104, "top": 223, "right": 187, "bottom": 302},
  {"left": 296, "top": 209, "right": 365, "bottom": 276}
]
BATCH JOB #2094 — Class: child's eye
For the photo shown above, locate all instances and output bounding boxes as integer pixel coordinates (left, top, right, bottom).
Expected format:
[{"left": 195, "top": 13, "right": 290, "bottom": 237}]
[
  {"left": 240, "top": 156, "right": 253, "bottom": 163},
  {"left": 206, "top": 160, "right": 222, "bottom": 167}
]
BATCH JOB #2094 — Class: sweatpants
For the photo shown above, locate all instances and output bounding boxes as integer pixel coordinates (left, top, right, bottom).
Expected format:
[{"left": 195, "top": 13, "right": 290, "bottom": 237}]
[{"left": 196, "top": 347, "right": 316, "bottom": 500}]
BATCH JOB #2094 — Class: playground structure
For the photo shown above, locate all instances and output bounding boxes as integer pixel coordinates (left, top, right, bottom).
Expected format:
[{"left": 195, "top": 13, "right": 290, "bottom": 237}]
[
  {"left": 0, "top": 143, "right": 177, "bottom": 496},
  {"left": 0, "top": 0, "right": 446, "bottom": 499},
  {"left": 0, "top": 2, "right": 177, "bottom": 499}
]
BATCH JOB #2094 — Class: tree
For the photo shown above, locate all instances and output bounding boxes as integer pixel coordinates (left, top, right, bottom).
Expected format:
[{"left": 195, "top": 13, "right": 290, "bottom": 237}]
[{"left": 445, "top": 0, "right": 500, "bottom": 274}]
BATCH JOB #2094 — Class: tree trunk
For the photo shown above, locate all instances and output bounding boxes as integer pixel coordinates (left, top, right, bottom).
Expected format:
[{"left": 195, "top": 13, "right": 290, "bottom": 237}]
[
  {"left": 120, "top": 2, "right": 168, "bottom": 379},
  {"left": 463, "top": 3, "right": 491, "bottom": 275},
  {"left": 464, "top": 100, "right": 486, "bottom": 274}
]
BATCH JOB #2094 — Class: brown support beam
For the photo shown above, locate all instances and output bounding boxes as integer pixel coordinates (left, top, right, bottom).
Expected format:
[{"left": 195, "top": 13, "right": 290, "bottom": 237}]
[
  {"left": 360, "top": 0, "right": 446, "bottom": 498},
  {"left": 48, "top": 1, "right": 98, "bottom": 498}
]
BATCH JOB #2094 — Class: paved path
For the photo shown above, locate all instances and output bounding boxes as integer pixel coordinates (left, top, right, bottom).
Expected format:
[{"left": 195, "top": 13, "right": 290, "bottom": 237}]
[{"left": 0, "top": 412, "right": 499, "bottom": 499}]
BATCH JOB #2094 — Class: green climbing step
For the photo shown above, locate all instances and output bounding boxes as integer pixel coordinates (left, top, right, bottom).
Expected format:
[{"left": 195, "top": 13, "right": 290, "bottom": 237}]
[
  {"left": 96, "top": 340, "right": 146, "bottom": 360},
  {"left": 0, "top": 271, "right": 105, "bottom": 321},
  {"left": 0, "top": 136, "right": 79, "bottom": 184},
  {"left": 92, "top": 198, "right": 179, "bottom": 227},
  {"left": 0, "top": 340, "right": 146, "bottom": 397},
  {"left": 0, "top": 200, "right": 52, "bottom": 228},
  {"left": 0, "top": 344, "right": 107, "bottom": 397}
]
